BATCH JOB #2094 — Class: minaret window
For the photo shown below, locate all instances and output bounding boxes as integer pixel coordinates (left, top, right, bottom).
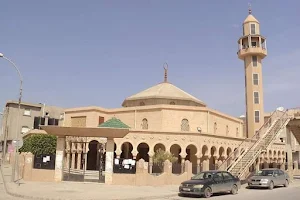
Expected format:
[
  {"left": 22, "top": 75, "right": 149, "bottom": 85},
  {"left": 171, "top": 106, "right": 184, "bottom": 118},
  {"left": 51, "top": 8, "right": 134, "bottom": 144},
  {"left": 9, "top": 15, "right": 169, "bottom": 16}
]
[
  {"left": 253, "top": 74, "right": 259, "bottom": 85},
  {"left": 252, "top": 56, "right": 258, "bottom": 67},
  {"left": 181, "top": 119, "right": 190, "bottom": 131},
  {"left": 254, "top": 92, "right": 259, "bottom": 104},
  {"left": 141, "top": 118, "right": 148, "bottom": 130},
  {"left": 250, "top": 24, "right": 256, "bottom": 34},
  {"left": 255, "top": 111, "right": 260, "bottom": 123}
]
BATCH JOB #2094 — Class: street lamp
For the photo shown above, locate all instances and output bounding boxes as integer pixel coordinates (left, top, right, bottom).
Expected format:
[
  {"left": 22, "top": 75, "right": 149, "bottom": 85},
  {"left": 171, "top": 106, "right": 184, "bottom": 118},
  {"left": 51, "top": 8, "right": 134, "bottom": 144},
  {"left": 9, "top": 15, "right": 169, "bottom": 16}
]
[{"left": 0, "top": 53, "right": 23, "bottom": 182}]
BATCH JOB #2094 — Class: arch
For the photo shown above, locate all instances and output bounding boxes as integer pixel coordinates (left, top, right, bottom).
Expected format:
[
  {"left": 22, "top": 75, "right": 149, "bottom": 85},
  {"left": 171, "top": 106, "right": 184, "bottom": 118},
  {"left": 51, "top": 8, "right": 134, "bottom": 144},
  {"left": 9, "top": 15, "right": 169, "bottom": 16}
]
[
  {"left": 141, "top": 118, "right": 148, "bottom": 130},
  {"left": 181, "top": 119, "right": 190, "bottom": 131},
  {"left": 209, "top": 146, "right": 217, "bottom": 170},
  {"left": 202, "top": 145, "right": 209, "bottom": 157},
  {"left": 218, "top": 146, "right": 225, "bottom": 159},
  {"left": 140, "top": 102, "right": 145, "bottom": 106},
  {"left": 154, "top": 143, "right": 166, "bottom": 152},
  {"left": 214, "top": 122, "right": 217, "bottom": 134},
  {"left": 137, "top": 142, "right": 150, "bottom": 162},
  {"left": 273, "top": 150, "right": 277, "bottom": 158},
  {"left": 277, "top": 150, "right": 281, "bottom": 158},
  {"left": 170, "top": 144, "right": 182, "bottom": 163},
  {"left": 170, "top": 101, "right": 175, "bottom": 105},
  {"left": 234, "top": 148, "right": 239, "bottom": 158},
  {"left": 268, "top": 150, "right": 272, "bottom": 158},
  {"left": 120, "top": 142, "right": 133, "bottom": 159},
  {"left": 87, "top": 140, "right": 99, "bottom": 170}
]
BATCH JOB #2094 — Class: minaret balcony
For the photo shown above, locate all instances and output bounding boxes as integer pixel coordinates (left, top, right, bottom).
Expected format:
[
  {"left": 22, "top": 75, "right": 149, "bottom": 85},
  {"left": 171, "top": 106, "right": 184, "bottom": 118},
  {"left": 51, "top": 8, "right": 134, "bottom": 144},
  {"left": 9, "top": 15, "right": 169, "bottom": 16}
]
[{"left": 237, "top": 46, "right": 267, "bottom": 60}]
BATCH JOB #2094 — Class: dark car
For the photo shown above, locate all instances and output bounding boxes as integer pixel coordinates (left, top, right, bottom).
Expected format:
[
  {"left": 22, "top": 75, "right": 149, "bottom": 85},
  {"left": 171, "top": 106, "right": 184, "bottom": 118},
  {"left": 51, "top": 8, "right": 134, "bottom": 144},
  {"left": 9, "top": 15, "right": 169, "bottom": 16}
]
[
  {"left": 179, "top": 170, "right": 241, "bottom": 198},
  {"left": 248, "top": 168, "right": 290, "bottom": 189}
]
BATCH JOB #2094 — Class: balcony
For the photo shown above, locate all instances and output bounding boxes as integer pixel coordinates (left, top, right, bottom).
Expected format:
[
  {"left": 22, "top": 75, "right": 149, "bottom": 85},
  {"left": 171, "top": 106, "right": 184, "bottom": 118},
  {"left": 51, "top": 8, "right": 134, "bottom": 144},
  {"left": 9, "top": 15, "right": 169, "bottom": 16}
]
[{"left": 237, "top": 46, "right": 267, "bottom": 60}]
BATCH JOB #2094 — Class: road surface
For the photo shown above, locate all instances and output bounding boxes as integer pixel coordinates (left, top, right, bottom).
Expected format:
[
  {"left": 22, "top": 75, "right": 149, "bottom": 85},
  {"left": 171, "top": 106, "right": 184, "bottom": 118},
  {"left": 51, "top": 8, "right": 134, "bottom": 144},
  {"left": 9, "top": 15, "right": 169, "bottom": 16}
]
[{"left": 155, "top": 185, "right": 300, "bottom": 200}]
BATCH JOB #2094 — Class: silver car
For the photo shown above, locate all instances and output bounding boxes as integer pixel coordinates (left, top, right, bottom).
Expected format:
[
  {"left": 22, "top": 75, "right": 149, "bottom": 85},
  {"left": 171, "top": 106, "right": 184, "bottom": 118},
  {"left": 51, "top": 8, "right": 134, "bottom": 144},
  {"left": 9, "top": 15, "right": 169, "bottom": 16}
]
[{"left": 248, "top": 168, "right": 290, "bottom": 190}]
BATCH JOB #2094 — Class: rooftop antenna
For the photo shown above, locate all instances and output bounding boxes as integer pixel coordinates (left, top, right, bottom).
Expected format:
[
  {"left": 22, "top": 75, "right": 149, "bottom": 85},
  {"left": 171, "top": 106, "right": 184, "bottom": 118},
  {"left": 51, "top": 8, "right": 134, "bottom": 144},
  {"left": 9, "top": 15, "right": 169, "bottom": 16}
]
[
  {"left": 248, "top": 3, "right": 252, "bottom": 14},
  {"left": 163, "top": 63, "right": 168, "bottom": 82}
]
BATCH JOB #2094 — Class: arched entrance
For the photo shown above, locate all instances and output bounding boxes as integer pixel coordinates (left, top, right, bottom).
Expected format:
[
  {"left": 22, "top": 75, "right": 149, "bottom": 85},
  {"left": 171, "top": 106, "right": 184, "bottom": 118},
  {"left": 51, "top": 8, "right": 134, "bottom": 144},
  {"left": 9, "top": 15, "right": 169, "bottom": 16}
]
[{"left": 87, "top": 140, "right": 99, "bottom": 170}]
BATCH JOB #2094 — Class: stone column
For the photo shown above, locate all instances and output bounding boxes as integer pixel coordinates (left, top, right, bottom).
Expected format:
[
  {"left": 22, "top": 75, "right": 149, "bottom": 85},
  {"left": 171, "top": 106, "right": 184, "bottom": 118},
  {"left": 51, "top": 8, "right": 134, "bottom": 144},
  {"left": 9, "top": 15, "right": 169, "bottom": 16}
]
[
  {"left": 286, "top": 127, "right": 294, "bottom": 180},
  {"left": 148, "top": 156, "right": 153, "bottom": 174},
  {"left": 180, "top": 153, "right": 187, "bottom": 173},
  {"left": 54, "top": 136, "right": 66, "bottom": 182},
  {"left": 105, "top": 138, "right": 114, "bottom": 184},
  {"left": 196, "top": 158, "right": 201, "bottom": 173},
  {"left": 202, "top": 156, "right": 210, "bottom": 171},
  {"left": 255, "top": 159, "right": 260, "bottom": 172}
]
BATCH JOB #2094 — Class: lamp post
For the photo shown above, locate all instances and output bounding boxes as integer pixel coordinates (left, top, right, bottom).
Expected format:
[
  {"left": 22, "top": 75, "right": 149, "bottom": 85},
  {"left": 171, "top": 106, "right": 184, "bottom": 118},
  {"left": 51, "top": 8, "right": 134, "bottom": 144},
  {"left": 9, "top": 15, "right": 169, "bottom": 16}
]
[{"left": 0, "top": 53, "right": 23, "bottom": 182}]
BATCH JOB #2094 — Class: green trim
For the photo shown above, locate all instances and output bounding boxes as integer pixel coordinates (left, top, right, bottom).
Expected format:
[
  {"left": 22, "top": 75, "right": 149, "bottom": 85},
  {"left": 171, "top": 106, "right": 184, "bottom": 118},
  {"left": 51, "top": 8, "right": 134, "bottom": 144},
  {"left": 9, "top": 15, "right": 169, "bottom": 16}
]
[{"left": 98, "top": 117, "right": 130, "bottom": 129}]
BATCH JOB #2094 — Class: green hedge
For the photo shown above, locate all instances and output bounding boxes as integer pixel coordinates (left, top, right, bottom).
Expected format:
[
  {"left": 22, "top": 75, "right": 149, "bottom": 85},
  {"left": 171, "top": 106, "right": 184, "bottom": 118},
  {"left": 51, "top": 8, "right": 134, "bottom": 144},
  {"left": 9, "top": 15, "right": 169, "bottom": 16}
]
[{"left": 19, "top": 134, "right": 57, "bottom": 155}]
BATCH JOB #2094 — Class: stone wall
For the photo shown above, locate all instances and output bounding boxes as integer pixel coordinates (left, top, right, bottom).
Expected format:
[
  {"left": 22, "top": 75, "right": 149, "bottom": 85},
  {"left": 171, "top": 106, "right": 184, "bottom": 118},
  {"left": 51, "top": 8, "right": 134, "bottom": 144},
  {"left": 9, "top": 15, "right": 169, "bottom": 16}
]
[{"left": 112, "top": 159, "right": 193, "bottom": 186}]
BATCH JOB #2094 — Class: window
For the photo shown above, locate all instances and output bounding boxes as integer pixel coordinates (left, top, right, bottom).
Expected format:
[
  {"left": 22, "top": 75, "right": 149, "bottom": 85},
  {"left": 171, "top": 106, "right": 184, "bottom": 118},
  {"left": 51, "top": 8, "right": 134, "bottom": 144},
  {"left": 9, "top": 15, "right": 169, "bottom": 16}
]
[
  {"left": 21, "top": 126, "right": 30, "bottom": 134},
  {"left": 252, "top": 56, "right": 257, "bottom": 67},
  {"left": 222, "top": 172, "right": 234, "bottom": 180},
  {"left": 251, "top": 24, "right": 256, "bottom": 34},
  {"left": 254, "top": 92, "right": 259, "bottom": 104},
  {"left": 213, "top": 172, "right": 223, "bottom": 181},
  {"left": 253, "top": 74, "right": 259, "bottom": 85},
  {"left": 214, "top": 122, "right": 217, "bottom": 134},
  {"left": 142, "top": 118, "right": 148, "bottom": 130},
  {"left": 226, "top": 125, "right": 229, "bottom": 135},
  {"left": 181, "top": 119, "right": 190, "bottom": 131},
  {"left": 24, "top": 108, "right": 31, "bottom": 116},
  {"left": 278, "top": 170, "right": 284, "bottom": 175},
  {"left": 236, "top": 127, "right": 239, "bottom": 137},
  {"left": 255, "top": 111, "right": 260, "bottom": 123},
  {"left": 251, "top": 41, "right": 257, "bottom": 47}
]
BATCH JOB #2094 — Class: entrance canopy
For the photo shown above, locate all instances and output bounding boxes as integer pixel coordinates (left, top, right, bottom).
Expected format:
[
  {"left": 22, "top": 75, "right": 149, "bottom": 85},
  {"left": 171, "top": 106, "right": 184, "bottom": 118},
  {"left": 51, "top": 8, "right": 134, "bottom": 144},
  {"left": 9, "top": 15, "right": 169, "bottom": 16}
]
[{"left": 40, "top": 126, "right": 129, "bottom": 138}]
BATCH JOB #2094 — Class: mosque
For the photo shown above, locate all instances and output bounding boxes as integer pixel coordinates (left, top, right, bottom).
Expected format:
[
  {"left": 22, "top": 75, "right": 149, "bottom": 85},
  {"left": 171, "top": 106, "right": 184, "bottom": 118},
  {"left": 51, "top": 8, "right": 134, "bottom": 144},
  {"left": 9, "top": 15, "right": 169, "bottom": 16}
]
[{"left": 41, "top": 9, "right": 300, "bottom": 184}]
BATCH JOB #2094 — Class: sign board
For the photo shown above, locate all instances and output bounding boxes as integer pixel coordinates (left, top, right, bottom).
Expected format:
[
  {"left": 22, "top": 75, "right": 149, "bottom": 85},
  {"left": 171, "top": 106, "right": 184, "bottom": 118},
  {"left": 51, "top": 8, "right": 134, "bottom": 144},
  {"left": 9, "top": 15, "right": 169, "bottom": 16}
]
[{"left": 12, "top": 138, "right": 24, "bottom": 149}]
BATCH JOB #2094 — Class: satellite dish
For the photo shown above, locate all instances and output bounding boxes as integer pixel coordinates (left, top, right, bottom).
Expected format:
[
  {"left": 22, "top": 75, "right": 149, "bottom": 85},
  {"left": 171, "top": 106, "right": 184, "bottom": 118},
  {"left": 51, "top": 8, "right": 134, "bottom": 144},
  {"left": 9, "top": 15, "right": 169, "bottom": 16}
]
[{"left": 276, "top": 107, "right": 284, "bottom": 111}]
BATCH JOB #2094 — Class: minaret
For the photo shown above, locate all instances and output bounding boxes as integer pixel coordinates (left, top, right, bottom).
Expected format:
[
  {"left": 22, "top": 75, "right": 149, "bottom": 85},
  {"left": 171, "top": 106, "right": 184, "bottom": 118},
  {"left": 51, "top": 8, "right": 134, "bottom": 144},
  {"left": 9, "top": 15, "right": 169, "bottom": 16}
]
[{"left": 238, "top": 7, "right": 267, "bottom": 138}]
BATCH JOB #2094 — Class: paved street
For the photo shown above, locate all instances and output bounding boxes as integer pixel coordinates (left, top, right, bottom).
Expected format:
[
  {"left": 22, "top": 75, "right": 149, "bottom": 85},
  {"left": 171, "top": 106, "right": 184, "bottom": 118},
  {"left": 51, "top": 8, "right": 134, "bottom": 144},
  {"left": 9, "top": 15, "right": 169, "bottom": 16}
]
[{"left": 156, "top": 185, "right": 300, "bottom": 200}]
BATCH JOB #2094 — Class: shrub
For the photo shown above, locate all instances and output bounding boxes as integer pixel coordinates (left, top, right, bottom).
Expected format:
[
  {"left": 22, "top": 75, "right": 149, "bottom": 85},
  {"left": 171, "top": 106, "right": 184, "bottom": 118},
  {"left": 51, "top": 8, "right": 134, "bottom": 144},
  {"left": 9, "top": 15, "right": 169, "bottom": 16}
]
[{"left": 19, "top": 134, "right": 57, "bottom": 155}]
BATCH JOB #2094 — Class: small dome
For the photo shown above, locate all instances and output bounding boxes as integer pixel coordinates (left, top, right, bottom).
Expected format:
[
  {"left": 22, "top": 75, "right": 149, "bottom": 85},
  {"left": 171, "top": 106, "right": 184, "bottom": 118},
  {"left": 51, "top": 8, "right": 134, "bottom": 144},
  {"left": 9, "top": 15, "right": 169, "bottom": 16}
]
[{"left": 243, "top": 14, "right": 259, "bottom": 24}]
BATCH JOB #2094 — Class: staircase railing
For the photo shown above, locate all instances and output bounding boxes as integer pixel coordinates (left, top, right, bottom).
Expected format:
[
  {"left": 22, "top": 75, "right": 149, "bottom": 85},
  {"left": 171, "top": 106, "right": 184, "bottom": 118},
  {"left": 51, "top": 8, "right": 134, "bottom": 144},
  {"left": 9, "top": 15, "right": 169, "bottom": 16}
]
[
  {"left": 219, "top": 110, "right": 286, "bottom": 171},
  {"left": 235, "top": 111, "right": 290, "bottom": 177}
]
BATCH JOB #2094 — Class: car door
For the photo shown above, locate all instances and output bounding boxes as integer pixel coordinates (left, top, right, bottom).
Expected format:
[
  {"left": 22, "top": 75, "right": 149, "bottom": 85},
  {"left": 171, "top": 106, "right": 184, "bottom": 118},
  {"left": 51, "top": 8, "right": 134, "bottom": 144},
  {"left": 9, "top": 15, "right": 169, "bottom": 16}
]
[
  {"left": 273, "top": 170, "right": 281, "bottom": 186},
  {"left": 222, "top": 172, "right": 234, "bottom": 191},
  {"left": 277, "top": 170, "right": 286, "bottom": 185},
  {"left": 212, "top": 172, "right": 225, "bottom": 193}
]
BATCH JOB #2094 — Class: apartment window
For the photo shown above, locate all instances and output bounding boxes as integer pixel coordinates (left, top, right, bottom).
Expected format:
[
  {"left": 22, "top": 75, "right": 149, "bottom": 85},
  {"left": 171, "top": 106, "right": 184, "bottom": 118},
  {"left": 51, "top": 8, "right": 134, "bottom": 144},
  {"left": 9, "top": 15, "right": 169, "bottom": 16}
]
[
  {"left": 254, "top": 92, "right": 259, "bottom": 104},
  {"left": 21, "top": 126, "right": 30, "bottom": 134},
  {"left": 251, "top": 24, "right": 256, "bottom": 34},
  {"left": 253, "top": 73, "right": 259, "bottom": 85},
  {"left": 255, "top": 111, "right": 260, "bottom": 123},
  {"left": 181, "top": 119, "right": 190, "bottom": 131},
  {"left": 24, "top": 108, "right": 31, "bottom": 116},
  {"left": 252, "top": 56, "right": 258, "bottom": 67}
]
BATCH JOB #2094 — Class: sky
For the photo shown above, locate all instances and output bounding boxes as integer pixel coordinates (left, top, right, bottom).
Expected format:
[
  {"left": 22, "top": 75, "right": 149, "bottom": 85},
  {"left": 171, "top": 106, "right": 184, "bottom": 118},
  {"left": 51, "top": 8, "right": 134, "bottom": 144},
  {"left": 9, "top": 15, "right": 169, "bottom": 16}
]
[{"left": 0, "top": 0, "right": 300, "bottom": 118}]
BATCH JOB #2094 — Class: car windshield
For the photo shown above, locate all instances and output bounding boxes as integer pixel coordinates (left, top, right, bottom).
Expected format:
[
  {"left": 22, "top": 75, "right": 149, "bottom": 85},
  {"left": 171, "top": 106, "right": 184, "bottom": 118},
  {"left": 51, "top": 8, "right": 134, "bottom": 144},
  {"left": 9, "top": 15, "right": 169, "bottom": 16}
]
[
  {"left": 255, "top": 170, "right": 274, "bottom": 176},
  {"left": 191, "top": 172, "right": 214, "bottom": 180}
]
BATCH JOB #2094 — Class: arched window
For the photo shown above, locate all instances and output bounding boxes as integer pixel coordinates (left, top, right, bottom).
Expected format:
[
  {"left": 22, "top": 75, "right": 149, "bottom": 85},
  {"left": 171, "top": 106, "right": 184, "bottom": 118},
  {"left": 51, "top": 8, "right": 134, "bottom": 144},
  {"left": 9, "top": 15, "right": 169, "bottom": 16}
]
[
  {"left": 170, "top": 101, "right": 175, "bottom": 105},
  {"left": 226, "top": 125, "right": 229, "bottom": 135},
  {"left": 141, "top": 118, "right": 148, "bottom": 130},
  {"left": 140, "top": 102, "right": 145, "bottom": 106},
  {"left": 214, "top": 122, "right": 217, "bottom": 134},
  {"left": 236, "top": 127, "right": 239, "bottom": 137},
  {"left": 181, "top": 119, "right": 190, "bottom": 131}
]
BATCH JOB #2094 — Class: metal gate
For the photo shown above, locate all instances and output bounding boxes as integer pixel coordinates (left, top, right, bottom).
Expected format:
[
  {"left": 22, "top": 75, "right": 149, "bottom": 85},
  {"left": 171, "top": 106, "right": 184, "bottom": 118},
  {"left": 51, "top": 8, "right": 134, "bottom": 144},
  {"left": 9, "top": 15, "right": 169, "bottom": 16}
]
[{"left": 63, "top": 140, "right": 105, "bottom": 183}]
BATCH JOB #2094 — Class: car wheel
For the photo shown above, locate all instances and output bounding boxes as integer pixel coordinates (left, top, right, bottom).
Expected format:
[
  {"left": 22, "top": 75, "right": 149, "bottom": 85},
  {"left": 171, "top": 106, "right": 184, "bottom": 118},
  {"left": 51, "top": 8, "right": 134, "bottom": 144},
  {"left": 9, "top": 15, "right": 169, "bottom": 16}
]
[
  {"left": 284, "top": 179, "right": 289, "bottom": 187},
  {"left": 269, "top": 181, "right": 274, "bottom": 190},
  {"left": 204, "top": 187, "right": 212, "bottom": 198},
  {"left": 231, "top": 184, "right": 238, "bottom": 195}
]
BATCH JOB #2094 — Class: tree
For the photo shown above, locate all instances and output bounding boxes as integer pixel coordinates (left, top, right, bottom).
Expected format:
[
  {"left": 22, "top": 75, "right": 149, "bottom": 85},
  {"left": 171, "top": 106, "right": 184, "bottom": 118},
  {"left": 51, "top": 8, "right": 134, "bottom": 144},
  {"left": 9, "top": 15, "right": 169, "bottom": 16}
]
[
  {"left": 19, "top": 134, "right": 57, "bottom": 155},
  {"left": 152, "top": 148, "right": 178, "bottom": 164}
]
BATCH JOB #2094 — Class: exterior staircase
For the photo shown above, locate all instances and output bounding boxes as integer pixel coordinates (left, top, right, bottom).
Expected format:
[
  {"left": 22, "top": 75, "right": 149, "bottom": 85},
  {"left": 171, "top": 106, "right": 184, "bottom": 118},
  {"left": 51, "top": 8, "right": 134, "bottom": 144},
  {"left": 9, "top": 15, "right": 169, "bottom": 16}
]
[{"left": 220, "top": 110, "right": 291, "bottom": 178}]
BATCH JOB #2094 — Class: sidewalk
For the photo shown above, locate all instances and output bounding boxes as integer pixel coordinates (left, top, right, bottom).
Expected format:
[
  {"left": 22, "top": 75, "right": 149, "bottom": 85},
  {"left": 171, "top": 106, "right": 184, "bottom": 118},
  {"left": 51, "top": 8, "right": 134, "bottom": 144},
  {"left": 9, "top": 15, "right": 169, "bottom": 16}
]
[
  {"left": 1, "top": 164, "right": 178, "bottom": 200},
  {"left": 1, "top": 164, "right": 300, "bottom": 200}
]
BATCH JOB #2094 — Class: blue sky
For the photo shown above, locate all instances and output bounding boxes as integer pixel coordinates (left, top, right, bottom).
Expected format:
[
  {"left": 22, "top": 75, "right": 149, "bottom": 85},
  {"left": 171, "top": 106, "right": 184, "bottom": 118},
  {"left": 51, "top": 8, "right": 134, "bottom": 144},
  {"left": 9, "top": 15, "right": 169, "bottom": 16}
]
[{"left": 0, "top": 0, "right": 299, "bottom": 117}]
